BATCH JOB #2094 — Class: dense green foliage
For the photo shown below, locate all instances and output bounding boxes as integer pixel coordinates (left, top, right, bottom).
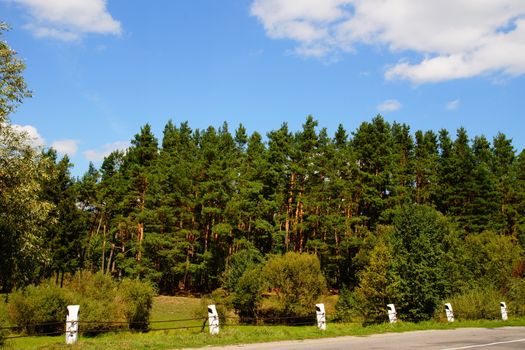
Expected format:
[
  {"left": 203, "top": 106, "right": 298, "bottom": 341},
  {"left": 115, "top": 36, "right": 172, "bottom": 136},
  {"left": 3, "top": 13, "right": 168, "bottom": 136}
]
[
  {"left": 36, "top": 115, "right": 522, "bottom": 298},
  {"left": 7, "top": 285, "right": 69, "bottom": 335},
  {"left": 6, "top": 273, "right": 154, "bottom": 334},
  {"left": 354, "top": 240, "right": 396, "bottom": 324},
  {"left": 262, "top": 252, "right": 327, "bottom": 317},
  {"left": 0, "top": 23, "right": 51, "bottom": 293},
  {"left": 0, "top": 22, "right": 31, "bottom": 122},
  {"left": 443, "top": 286, "right": 504, "bottom": 321},
  {"left": 388, "top": 205, "right": 457, "bottom": 321}
]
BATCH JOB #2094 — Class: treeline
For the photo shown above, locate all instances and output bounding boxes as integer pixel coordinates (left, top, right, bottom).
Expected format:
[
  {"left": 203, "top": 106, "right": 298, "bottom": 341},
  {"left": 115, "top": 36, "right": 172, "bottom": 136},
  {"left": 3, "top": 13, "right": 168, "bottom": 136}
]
[{"left": 3, "top": 115, "right": 524, "bottom": 296}]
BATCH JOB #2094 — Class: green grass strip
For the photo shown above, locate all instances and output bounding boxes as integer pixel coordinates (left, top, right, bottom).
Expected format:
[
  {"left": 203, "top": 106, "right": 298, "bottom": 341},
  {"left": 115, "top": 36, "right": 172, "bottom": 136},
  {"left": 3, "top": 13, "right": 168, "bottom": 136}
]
[{"left": 4, "top": 318, "right": 525, "bottom": 350}]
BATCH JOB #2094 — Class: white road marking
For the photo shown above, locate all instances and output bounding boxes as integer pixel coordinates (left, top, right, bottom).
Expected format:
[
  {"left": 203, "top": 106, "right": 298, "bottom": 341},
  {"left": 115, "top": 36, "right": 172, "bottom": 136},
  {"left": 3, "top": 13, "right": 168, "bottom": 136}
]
[{"left": 441, "top": 338, "right": 525, "bottom": 350}]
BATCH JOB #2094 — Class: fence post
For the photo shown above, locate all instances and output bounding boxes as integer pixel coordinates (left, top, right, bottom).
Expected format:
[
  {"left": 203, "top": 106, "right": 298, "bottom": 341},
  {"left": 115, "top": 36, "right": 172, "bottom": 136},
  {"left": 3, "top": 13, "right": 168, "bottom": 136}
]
[
  {"left": 207, "top": 305, "right": 219, "bottom": 335},
  {"left": 387, "top": 304, "right": 397, "bottom": 323},
  {"left": 445, "top": 303, "right": 454, "bottom": 322},
  {"left": 65, "top": 305, "right": 80, "bottom": 345},
  {"left": 315, "top": 303, "right": 326, "bottom": 330},
  {"left": 500, "top": 302, "right": 508, "bottom": 321}
]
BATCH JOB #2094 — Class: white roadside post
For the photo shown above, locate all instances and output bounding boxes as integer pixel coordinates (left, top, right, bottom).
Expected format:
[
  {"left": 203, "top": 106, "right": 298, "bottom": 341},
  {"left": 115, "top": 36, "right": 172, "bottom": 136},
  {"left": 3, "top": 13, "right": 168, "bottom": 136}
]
[
  {"left": 65, "top": 305, "right": 80, "bottom": 345},
  {"left": 500, "top": 302, "right": 508, "bottom": 321},
  {"left": 445, "top": 303, "right": 454, "bottom": 322},
  {"left": 207, "top": 304, "right": 219, "bottom": 335},
  {"left": 315, "top": 303, "right": 326, "bottom": 330},
  {"left": 387, "top": 304, "right": 397, "bottom": 323}
]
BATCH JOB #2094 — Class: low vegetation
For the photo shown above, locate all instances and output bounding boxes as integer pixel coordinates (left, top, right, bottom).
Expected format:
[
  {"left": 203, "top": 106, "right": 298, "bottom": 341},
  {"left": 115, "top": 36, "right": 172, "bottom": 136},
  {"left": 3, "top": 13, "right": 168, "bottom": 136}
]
[
  {"left": 4, "top": 314, "right": 525, "bottom": 350},
  {"left": 5, "top": 272, "right": 154, "bottom": 335}
]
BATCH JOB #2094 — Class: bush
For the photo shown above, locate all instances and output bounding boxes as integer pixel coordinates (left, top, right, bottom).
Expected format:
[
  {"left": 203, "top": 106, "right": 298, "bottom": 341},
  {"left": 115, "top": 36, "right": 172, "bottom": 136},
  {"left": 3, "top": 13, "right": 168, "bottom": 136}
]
[
  {"left": 232, "top": 266, "right": 265, "bottom": 322},
  {"left": 441, "top": 286, "right": 504, "bottom": 321},
  {"left": 464, "top": 231, "right": 523, "bottom": 290},
  {"left": 389, "top": 205, "right": 456, "bottom": 322},
  {"left": 7, "top": 284, "right": 71, "bottom": 335},
  {"left": 353, "top": 240, "right": 398, "bottom": 325},
  {"left": 0, "top": 297, "right": 8, "bottom": 345},
  {"left": 6, "top": 271, "right": 156, "bottom": 336},
  {"left": 222, "top": 244, "right": 264, "bottom": 292},
  {"left": 334, "top": 287, "right": 357, "bottom": 322},
  {"left": 263, "top": 252, "right": 326, "bottom": 318},
  {"left": 65, "top": 272, "right": 124, "bottom": 335},
  {"left": 507, "top": 278, "right": 525, "bottom": 317},
  {"left": 118, "top": 279, "right": 155, "bottom": 330}
]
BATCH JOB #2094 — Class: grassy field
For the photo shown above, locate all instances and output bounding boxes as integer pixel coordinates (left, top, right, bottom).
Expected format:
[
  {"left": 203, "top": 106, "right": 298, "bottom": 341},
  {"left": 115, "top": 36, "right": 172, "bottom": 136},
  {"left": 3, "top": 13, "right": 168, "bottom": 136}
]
[
  {"left": 3, "top": 296, "right": 525, "bottom": 350},
  {"left": 149, "top": 296, "right": 203, "bottom": 330}
]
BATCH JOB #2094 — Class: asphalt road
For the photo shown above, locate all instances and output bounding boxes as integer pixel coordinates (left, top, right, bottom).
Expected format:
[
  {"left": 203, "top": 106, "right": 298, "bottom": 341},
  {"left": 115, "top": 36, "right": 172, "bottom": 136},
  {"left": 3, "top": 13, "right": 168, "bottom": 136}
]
[{"left": 188, "top": 327, "right": 525, "bottom": 350}]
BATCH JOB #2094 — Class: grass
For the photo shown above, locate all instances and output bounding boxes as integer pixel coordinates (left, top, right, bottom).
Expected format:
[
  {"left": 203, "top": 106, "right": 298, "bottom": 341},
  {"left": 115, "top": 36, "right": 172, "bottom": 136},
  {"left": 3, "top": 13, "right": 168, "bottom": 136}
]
[
  {"left": 4, "top": 318, "right": 525, "bottom": 350},
  {"left": 149, "top": 296, "right": 203, "bottom": 330},
  {"left": 3, "top": 296, "right": 525, "bottom": 350}
]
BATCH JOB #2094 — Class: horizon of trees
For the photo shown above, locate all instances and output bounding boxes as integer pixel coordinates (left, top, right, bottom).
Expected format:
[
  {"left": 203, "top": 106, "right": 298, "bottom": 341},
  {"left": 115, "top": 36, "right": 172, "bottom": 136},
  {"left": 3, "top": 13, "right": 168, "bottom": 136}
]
[{"left": 4, "top": 114, "right": 521, "bottom": 295}]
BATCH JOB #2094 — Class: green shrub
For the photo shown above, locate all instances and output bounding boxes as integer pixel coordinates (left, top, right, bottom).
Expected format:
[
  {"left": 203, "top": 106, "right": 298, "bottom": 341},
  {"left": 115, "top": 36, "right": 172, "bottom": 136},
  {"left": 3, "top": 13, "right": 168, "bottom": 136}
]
[
  {"left": 0, "top": 297, "right": 7, "bottom": 345},
  {"left": 232, "top": 266, "right": 265, "bottom": 322},
  {"left": 263, "top": 252, "right": 326, "bottom": 318},
  {"left": 64, "top": 272, "right": 123, "bottom": 335},
  {"left": 334, "top": 287, "right": 357, "bottom": 322},
  {"left": 6, "top": 271, "right": 156, "bottom": 336},
  {"left": 7, "top": 284, "right": 71, "bottom": 335},
  {"left": 118, "top": 279, "right": 155, "bottom": 330},
  {"left": 223, "top": 245, "right": 264, "bottom": 292},
  {"left": 441, "top": 286, "right": 503, "bottom": 321},
  {"left": 353, "top": 240, "right": 398, "bottom": 325},
  {"left": 389, "top": 205, "right": 456, "bottom": 322},
  {"left": 464, "top": 231, "right": 523, "bottom": 290},
  {"left": 507, "top": 278, "right": 525, "bottom": 317}
]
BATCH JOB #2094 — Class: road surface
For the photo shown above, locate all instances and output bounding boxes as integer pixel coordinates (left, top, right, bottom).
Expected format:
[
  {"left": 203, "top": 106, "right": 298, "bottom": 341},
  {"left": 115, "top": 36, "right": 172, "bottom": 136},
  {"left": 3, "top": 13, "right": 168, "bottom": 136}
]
[{"left": 185, "top": 327, "right": 525, "bottom": 350}]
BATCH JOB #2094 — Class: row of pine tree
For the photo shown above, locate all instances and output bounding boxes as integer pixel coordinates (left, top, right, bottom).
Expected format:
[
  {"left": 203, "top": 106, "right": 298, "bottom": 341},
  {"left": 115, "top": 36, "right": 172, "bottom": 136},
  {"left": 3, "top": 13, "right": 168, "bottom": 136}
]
[{"left": 29, "top": 115, "right": 525, "bottom": 295}]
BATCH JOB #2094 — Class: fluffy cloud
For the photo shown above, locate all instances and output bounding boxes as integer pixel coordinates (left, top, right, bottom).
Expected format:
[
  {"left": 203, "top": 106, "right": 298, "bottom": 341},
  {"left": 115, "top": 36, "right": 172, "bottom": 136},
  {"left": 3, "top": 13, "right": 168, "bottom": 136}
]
[
  {"left": 377, "top": 99, "right": 401, "bottom": 112},
  {"left": 251, "top": 0, "right": 525, "bottom": 83},
  {"left": 51, "top": 139, "right": 79, "bottom": 156},
  {"left": 11, "top": 124, "right": 46, "bottom": 148},
  {"left": 12, "top": 0, "right": 121, "bottom": 41},
  {"left": 446, "top": 99, "right": 460, "bottom": 111},
  {"left": 83, "top": 140, "right": 129, "bottom": 162}
]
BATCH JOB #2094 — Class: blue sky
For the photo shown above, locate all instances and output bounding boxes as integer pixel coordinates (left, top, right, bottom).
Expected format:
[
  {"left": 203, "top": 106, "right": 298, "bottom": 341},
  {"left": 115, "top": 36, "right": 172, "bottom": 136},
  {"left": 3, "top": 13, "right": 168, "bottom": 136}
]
[{"left": 2, "top": 0, "right": 525, "bottom": 176}]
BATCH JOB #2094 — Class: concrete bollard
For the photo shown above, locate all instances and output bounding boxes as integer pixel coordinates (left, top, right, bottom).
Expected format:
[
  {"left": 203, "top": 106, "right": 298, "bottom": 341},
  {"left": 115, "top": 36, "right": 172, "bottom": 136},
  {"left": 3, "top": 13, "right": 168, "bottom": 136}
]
[
  {"left": 500, "top": 302, "right": 508, "bottom": 321},
  {"left": 207, "top": 304, "right": 219, "bottom": 335},
  {"left": 65, "top": 305, "right": 80, "bottom": 345},
  {"left": 387, "top": 304, "right": 397, "bottom": 323},
  {"left": 445, "top": 303, "right": 454, "bottom": 322},
  {"left": 315, "top": 303, "right": 326, "bottom": 330}
]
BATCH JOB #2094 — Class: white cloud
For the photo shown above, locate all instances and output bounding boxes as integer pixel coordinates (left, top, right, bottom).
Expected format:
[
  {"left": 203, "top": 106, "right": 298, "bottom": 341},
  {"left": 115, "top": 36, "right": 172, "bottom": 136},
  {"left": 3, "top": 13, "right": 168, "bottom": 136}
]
[
  {"left": 251, "top": 0, "right": 525, "bottom": 83},
  {"left": 51, "top": 139, "right": 78, "bottom": 156},
  {"left": 446, "top": 99, "right": 460, "bottom": 111},
  {"left": 251, "top": 0, "right": 351, "bottom": 57},
  {"left": 377, "top": 99, "right": 401, "bottom": 112},
  {"left": 83, "top": 141, "right": 129, "bottom": 162},
  {"left": 11, "top": 124, "right": 46, "bottom": 148},
  {"left": 12, "top": 0, "right": 122, "bottom": 41}
]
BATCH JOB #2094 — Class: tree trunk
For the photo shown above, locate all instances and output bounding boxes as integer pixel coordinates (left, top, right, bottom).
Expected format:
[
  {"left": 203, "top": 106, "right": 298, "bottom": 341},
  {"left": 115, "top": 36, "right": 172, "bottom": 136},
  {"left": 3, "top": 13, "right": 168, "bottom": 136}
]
[{"left": 101, "top": 224, "right": 107, "bottom": 272}]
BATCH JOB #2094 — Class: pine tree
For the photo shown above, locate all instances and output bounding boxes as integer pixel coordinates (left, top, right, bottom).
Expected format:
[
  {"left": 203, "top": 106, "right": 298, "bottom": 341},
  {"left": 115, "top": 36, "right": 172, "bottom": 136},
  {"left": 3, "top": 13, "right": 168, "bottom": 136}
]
[
  {"left": 414, "top": 130, "right": 439, "bottom": 205},
  {"left": 265, "top": 123, "right": 293, "bottom": 252},
  {"left": 40, "top": 151, "right": 85, "bottom": 286},
  {"left": 351, "top": 115, "right": 393, "bottom": 227},
  {"left": 492, "top": 132, "right": 516, "bottom": 234}
]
